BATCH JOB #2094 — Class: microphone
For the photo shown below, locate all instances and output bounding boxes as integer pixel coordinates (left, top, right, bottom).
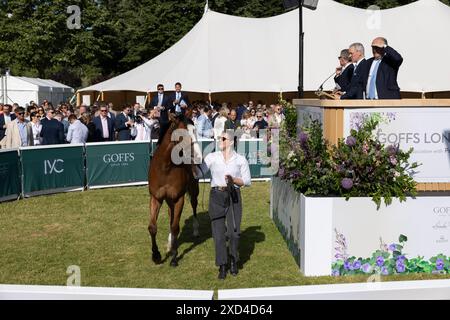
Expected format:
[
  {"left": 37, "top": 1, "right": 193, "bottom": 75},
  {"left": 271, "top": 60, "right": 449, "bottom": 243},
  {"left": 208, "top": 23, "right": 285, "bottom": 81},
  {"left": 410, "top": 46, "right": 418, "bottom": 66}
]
[{"left": 317, "top": 70, "right": 337, "bottom": 92}]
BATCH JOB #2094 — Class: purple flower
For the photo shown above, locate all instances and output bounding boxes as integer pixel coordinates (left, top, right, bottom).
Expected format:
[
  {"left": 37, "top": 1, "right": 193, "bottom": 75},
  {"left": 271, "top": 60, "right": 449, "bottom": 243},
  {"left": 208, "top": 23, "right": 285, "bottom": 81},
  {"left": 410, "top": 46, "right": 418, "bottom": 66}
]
[
  {"left": 278, "top": 167, "right": 285, "bottom": 177},
  {"left": 376, "top": 256, "right": 385, "bottom": 267},
  {"left": 381, "top": 266, "right": 389, "bottom": 275},
  {"left": 341, "top": 178, "right": 354, "bottom": 190},
  {"left": 386, "top": 145, "right": 398, "bottom": 155},
  {"left": 388, "top": 244, "right": 397, "bottom": 251},
  {"left": 298, "top": 132, "right": 308, "bottom": 144},
  {"left": 353, "top": 260, "right": 362, "bottom": 270},
  {"left": 389, "top": 155, "right": 398, "bottom": 166},
  {"left": 361, "top": 263, "right": 372, "bottom": 274},
  {"left": 396, "top": 260, "right": 406, "bottom": 273},
  {"left": 436, "top": 258, "right": 444, "bottom": 271},
  {"left": 397, "top": 255, "right": 406, "bottom": 262},
  {"left": 344, "top": 260, "right": 352, "bottom": 271},
  {"left": 332, "top": 269, "right": 340, "bottom": 276},
  {"left": 345, "top": 136, "right": 356, "bottom": 147}
]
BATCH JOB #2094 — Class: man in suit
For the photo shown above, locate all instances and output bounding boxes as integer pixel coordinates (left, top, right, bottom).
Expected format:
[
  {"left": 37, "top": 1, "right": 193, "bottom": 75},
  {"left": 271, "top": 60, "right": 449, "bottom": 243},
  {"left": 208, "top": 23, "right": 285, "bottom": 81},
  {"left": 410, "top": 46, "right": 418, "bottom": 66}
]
[
  {"left": 366, "top": 37, "right": 403, "bottom": 99},
  {"left": 0, "top": 104, "right": 16, "bottom": 142},
  {"left": 66, "top": 114, "right": 88, "bottom": 144},
  {"left": 339, "top": 43, "right": 370, "bottom": 100},
  {"left": 40, "top": 108, "right": 65, "bottom": 145},
  {"left": 4, "top": 107, "right": 33, "bottom": 148},
  {"left": 93, "top": 105, "right": 115, "bottom": 141},
  {"left": 334, "top": 49, "right": 354, "bottom": 93},
  {"left": 115, "top": 105, "right": 133, "bottom": 141},
  {"left": 150, "top": 84, "right": 172, "bottom": 125},
  {"left": 170, "top": 82, "right": 190, "bottom": 115}
]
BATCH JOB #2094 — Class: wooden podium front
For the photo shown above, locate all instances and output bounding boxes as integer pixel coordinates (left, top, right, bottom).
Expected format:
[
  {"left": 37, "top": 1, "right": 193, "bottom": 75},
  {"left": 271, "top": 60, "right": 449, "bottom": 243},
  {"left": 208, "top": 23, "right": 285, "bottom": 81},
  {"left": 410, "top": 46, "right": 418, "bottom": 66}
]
[{"left": 294, "top": 99, "right": 450, "bottom": 192}]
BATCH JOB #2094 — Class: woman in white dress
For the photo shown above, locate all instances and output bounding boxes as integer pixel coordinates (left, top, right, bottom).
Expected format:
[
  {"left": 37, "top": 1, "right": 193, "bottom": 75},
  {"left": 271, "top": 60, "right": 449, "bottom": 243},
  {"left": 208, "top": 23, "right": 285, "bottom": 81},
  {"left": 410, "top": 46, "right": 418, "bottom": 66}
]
[
  {"left": 28, "top": 112, "right": 42, "bottom": 145},
  {"left": 213, "top": 106, "right": 229, "bottom": 140},
  {"left": 240, "top": 111, "right": 254, "bottom": 139},
  {"left": 135, "top": 110, "right": 158, "bottom": 141}
]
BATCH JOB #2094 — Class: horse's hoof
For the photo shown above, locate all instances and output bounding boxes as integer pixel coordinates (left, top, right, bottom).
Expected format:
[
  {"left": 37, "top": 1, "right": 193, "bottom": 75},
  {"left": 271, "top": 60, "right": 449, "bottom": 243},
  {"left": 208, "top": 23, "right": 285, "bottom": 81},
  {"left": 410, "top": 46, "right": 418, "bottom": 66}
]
[
  {"left": 170, "top": 259, "right": 178, "bottom": 267},
  {"left": 152, "top": 251, "right": 162, "bottom": 264}
]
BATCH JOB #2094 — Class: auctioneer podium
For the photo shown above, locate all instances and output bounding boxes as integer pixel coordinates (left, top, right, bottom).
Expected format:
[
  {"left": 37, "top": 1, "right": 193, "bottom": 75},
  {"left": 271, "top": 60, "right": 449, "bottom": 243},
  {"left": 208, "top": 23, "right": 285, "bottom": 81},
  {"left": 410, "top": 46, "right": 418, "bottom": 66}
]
[{"left": 294, "top": 99, "right": 450, "bottom": 191}]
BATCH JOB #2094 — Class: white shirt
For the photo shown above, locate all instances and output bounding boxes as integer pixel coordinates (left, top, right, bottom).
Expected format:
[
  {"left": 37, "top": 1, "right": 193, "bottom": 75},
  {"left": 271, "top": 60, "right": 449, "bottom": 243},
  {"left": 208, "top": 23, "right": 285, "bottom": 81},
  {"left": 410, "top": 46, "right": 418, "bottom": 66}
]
[
  {"left": 101, "top": 116, "right": 109, "bottom": 139},
  {"left": 203, "top": 150, "right": 251, "bottom": 188},
  {"left": 213, "top": 116, "right": 227, "bottom": 140},
  {"left": 67, "top": 120, "right": 88, "bottom": 144},
  {"left": 3, "top": 114, "right": 11, "bottom": 125},
  {"left": 30, "top": 122, "right": 42, "bottom": 145}
]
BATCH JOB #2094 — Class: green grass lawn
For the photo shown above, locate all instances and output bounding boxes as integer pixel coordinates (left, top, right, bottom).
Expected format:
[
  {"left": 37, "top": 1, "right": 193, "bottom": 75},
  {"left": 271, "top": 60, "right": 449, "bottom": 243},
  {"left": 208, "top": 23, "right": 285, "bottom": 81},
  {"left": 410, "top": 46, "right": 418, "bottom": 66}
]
[{"left": 1, "top": 182, "right": 449, "bottom": 293}]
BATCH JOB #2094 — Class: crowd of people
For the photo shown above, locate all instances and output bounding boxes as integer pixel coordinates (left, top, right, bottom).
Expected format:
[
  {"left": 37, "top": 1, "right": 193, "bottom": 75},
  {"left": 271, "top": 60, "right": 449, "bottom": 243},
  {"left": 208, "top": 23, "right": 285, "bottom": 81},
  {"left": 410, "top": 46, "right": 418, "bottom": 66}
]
[{"left": 0, "top": 84, "right": 285, "bottom": 149}]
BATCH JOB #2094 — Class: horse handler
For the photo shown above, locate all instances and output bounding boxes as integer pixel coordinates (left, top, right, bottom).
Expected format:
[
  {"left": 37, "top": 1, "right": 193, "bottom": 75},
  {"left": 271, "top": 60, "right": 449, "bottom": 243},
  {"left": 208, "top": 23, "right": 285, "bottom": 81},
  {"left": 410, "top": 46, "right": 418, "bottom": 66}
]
[{"left": 200, "top": 130, "right": 251, "bottom": 280}]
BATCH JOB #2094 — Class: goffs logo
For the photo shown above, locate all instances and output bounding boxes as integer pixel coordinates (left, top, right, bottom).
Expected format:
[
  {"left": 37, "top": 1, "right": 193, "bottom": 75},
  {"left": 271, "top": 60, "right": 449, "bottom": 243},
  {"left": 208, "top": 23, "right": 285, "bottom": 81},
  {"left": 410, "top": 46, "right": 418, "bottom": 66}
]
[
  {"left": 103, "top": 153, "right": 135, "bottom": 163},
  {"left": 44, "top": 159, "right": 64, "bottom": 175}
]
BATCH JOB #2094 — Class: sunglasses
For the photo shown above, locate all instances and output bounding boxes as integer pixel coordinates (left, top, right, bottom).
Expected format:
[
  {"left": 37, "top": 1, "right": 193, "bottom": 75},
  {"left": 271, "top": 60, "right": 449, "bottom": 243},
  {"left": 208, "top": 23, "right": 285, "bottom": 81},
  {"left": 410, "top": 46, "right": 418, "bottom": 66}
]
[
  {"left": 100, "top": 110, "right": 108, "bottom": 112},
  {"left": 257, "top": 116, "right": 262, "bottom": 118},
  {"left": 17, "top": 112, "right": 25, "bottom": 115}
]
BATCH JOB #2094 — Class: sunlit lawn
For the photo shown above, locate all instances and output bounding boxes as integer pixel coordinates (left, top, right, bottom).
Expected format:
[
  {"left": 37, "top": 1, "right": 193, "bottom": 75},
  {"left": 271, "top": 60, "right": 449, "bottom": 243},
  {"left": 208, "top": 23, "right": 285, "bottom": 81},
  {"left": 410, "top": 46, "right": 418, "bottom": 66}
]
[{"left": 1, "top": 182, "right": 449, "bottom": 294}]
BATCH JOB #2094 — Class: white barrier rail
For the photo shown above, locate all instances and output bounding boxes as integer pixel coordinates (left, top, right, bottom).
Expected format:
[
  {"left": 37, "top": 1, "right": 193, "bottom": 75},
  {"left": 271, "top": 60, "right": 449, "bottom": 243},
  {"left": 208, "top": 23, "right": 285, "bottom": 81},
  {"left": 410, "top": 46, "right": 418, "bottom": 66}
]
[
  {"left": 0, "top": 284, "right": 214, "bottom": 300},
  {"left": 218, "top": 279, "right": 450, "bottom": 300}
]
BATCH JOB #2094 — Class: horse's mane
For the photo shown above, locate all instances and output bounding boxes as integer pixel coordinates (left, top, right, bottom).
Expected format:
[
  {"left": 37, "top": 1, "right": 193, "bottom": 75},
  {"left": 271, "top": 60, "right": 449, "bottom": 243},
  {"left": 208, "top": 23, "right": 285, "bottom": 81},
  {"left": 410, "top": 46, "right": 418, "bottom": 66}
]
[{"left": 156, "top": 113, "right": 190, "bottom": 146}]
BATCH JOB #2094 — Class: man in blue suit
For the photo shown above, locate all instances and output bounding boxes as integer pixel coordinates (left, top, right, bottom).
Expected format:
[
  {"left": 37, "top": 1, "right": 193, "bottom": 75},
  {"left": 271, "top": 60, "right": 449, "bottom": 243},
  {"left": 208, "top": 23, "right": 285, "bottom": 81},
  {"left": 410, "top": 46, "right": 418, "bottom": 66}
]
[
  {"left": 40, "top": 108, "right": 65, "bottom": 145},
  {"left": 150, "top": 84, "right": 172, "bottom": 125},
  {"left": 340, "top": 43, "right": 370, "bottom": 100},
  {"left": 365, "top": 37, "right": 403, "bottom": 100},
  {"left": 115, "top": 105, "right": 133, "bottom": 141},
  {"left": 170, "top": 82, "right": 190, "bottom": 115},
  {"left": 93, "top": 105, "right": 115, "bottom": 141}
]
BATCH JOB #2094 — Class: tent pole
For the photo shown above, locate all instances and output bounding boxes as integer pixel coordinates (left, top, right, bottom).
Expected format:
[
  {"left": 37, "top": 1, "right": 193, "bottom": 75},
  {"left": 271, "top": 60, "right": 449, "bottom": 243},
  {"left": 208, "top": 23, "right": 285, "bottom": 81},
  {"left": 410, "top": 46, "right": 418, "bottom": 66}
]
[
  {"left": 96, "top": 91, "right": 102, "bottom": 101},
  {"left": 298, "top": 3, "right": 304, "bottom": 99},
  {"left": 208, "top": 92, "right": 211, "bottom": 103},
  {"left": 145, "top": 92, "right": 150, "bottom": 109},
  {"left": 76, "top": 92, "right": 81, "bottom": 106},
  {"left": 101, "top": 91, "right": 104, "bottom": 102}
]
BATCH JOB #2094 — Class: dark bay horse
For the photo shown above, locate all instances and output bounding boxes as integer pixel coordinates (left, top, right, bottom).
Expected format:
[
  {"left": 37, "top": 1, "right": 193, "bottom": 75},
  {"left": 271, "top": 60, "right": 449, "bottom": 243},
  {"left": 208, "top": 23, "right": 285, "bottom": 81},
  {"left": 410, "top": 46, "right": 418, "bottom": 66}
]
[{"left": 148, "top": 112, "right": 200, "bottom": 267}]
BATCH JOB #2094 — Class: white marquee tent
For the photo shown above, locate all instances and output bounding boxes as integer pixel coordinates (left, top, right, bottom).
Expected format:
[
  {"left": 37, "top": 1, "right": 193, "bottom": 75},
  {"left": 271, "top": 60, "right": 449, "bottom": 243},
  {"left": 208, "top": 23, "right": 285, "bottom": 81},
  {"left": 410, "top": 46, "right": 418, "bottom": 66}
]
[
  {"left": 1, "top": 75, "right": 74, "bottom": 106},
  {"left": 78, "top": 0, "right": 450, "bottom": 97}
]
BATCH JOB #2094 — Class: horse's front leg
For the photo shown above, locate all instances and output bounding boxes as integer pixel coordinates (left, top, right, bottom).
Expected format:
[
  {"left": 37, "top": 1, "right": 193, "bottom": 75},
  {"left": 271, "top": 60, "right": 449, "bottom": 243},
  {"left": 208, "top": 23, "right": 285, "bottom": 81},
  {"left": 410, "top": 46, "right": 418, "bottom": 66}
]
[
  {"left": 168, "top": 196, "right": 185, "bottom": 267},
  {"left": 148, "top": 195, "right": 162, "bottom": 264}
]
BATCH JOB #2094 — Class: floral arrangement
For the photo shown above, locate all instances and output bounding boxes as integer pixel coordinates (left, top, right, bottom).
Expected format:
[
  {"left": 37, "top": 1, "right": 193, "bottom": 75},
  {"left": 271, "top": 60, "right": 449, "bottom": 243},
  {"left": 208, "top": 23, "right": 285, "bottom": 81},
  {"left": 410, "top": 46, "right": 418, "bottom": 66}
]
[
  {"left": 278, "top": 99, "right": 419, "bottom": 208},
  {"left": 332, "top": 231, "right": 450, "bottom": 276}
]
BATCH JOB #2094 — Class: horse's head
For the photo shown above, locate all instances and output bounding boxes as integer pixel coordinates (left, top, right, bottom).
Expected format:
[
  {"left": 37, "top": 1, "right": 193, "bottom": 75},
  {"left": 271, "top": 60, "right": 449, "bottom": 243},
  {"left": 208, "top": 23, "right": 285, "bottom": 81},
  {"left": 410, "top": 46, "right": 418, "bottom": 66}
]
[{"left": 168, "top": 112, "right": 188, "bottom": 132}]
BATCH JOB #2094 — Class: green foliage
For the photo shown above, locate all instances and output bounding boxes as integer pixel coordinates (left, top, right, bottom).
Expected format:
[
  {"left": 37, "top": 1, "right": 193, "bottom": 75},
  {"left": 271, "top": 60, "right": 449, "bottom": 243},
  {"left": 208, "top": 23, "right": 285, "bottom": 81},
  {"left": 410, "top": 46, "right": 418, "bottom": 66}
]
[
  {"left": 331, "top": 117, "right": 419, "bottom": 208},
  {"left": 332, "top": 232, "right": 450, "bottom": 276},
  {"left": 2, "top": 1, "right": 446, "bottom": 89},
  {"left": 278, "top": 108, "right": 420, "bottom": 208}
]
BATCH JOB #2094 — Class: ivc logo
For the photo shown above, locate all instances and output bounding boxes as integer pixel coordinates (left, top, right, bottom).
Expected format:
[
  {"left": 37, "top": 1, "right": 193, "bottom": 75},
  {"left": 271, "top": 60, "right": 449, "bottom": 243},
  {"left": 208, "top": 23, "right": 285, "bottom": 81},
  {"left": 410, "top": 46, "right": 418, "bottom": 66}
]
[{"left": 44, "top": 159, "right": 64, "bottom": 175}]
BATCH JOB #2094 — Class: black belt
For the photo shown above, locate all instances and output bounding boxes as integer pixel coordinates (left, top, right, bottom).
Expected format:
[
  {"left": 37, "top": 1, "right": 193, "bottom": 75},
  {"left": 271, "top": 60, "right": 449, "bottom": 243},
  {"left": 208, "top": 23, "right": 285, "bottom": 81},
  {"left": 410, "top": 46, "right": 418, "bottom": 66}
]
[{"left": 212, "top": 186, "right": 228, "bottom": 192}]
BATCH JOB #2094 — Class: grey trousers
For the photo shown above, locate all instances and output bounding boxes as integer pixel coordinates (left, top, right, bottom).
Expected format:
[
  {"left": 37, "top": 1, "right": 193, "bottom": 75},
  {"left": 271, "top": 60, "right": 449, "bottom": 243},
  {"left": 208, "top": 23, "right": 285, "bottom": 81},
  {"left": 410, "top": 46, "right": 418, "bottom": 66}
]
[{"left": 209, "top": 188, "right": 242, "bottom": 266}]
